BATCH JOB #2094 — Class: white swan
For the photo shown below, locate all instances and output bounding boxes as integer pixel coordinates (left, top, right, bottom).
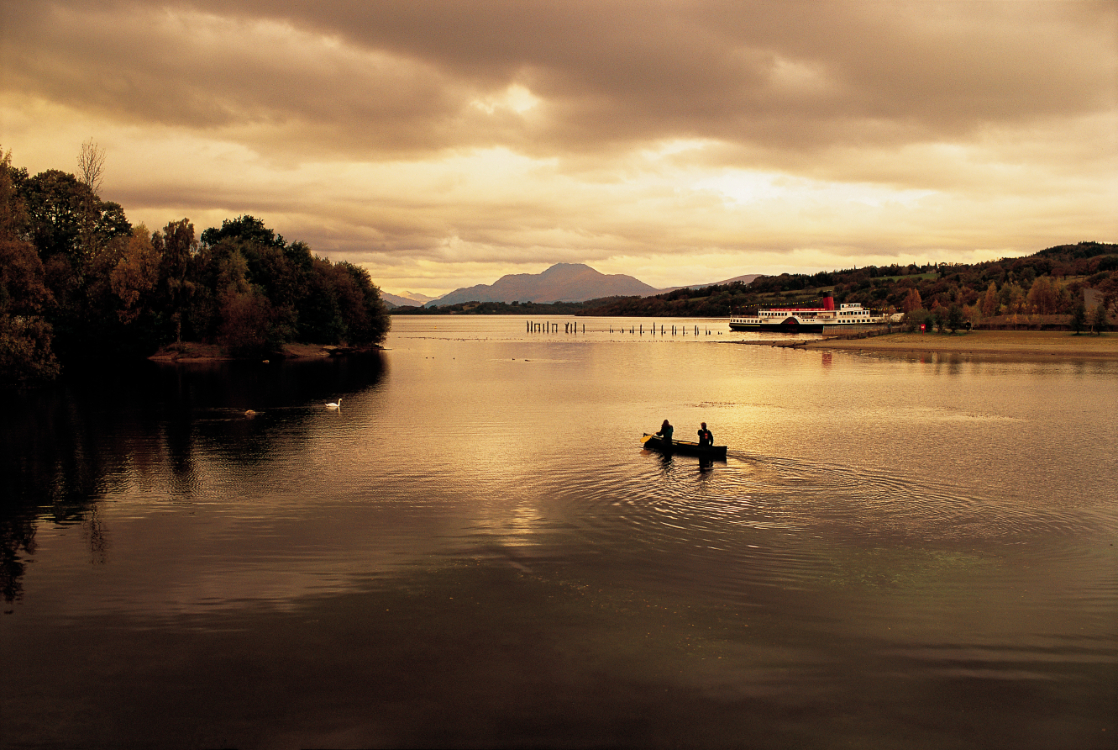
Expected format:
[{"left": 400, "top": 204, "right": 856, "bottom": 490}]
[{"left": 326, "top": 398, "right": 342, "bottom": 409}]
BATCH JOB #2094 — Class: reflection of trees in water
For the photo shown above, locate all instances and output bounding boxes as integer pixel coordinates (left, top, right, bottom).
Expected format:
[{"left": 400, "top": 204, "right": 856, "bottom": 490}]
[
  {"left": 0, "top": 353, "right": 384, "bottom": 604},
  {"left": 84, "top": 505, "right": 110, "bottom": 566},
  {"left": 1, "top": 382, "right": 91, "bottom": 605},
  {"left": 0, "top": 512, "right": 35, "bottom": 609}
]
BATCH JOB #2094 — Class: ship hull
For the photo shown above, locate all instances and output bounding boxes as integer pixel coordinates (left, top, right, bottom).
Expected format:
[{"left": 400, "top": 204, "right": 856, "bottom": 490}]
[{"left": 729, "top": 318, "right": 825, "bottom": 333}]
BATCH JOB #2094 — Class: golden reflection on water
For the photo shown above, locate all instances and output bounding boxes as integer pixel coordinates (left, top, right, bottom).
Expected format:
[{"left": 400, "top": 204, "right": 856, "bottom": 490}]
[{"left": 3, "top": 316, "right": 1116, "bottom": 748}]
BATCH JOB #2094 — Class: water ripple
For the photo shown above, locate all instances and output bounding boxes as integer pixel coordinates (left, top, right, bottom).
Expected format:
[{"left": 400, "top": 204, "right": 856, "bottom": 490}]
[{"left": 525, "top": 447, "right": 1116, "bottom": 596}]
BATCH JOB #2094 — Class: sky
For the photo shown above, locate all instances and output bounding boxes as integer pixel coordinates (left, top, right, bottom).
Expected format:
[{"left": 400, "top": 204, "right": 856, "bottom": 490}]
[{"left": 2, "top": 1, "right": 1116, "bottom": 298}]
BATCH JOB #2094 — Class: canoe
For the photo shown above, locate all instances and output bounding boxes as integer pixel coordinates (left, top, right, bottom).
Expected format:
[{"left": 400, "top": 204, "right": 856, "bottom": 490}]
[{"left": 642, "top": 433, "right": 727, "bottom": 460}]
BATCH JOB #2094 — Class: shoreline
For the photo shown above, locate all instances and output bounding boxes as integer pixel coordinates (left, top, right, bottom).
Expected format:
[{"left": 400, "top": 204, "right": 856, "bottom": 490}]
[
  {"left": 145, "top": 331, "right": 1118, "bottom": 362},
  {"left": 148, "top": 342, "right": 382, "bottom": 362},
  {"left": 801, "top": 330, "right": 1118, "bottom": 360}
]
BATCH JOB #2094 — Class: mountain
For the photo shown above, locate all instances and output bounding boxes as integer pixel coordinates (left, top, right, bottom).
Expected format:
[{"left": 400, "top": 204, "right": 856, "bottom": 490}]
[
  {"left": 657, "top": 273, "right": 761, "bottom": 294},
  {"left": 384, "top": 292, "right": 420, "bottom": 306},
  {"left": 427, "top": 263, "right": 659, "bottom": 307},
  {"left": 400, "top": 290, "right": 439, "bottom": 304},
  {"left": 381, "top": 291, "right": 435, "bottom": 308}
]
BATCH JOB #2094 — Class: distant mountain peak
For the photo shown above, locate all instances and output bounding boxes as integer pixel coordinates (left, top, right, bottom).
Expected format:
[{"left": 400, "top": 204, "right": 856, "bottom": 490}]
[
  {"left": 382, "top": 290, "right": 439, "bottom": 308},
  {"left": 428, "top": 263, "right": 658, "bottom": 306}
]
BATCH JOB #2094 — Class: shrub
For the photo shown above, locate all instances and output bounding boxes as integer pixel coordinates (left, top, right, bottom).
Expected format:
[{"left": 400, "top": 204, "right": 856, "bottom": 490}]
[{"left": 0, "top": 315, "right": 60, "bottom": 388}]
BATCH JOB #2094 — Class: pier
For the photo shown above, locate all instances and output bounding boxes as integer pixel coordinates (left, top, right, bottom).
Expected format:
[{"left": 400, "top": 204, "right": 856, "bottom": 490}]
[{"left": 527, "top": 321, "right": 720, "bottom": 336}]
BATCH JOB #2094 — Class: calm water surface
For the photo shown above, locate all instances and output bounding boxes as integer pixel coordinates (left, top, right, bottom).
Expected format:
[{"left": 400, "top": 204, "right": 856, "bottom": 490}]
[{"left": 2, "top": 316, "right": 1116, "bottom": 749}]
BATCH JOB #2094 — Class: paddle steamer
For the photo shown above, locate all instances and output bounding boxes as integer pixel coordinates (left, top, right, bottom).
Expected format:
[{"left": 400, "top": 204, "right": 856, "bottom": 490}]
[{"left": 729, "top": 293, "right": 897, "bottom": 333}]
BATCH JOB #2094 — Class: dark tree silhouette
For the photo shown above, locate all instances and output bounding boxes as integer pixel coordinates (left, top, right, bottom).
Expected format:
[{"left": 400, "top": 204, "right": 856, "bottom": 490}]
[{"left": 1070, "top": 299, "right": 1088, "bottom": 335}]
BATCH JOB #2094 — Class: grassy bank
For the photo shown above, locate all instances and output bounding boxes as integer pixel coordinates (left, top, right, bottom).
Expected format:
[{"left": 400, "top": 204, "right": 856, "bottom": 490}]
[{"left": 805, "top": 330, "right": 1118, "bottom": 359}]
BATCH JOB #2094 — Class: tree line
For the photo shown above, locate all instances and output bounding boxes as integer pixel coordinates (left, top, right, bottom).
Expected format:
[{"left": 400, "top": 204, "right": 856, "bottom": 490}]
[
  {"left": 581, "top": 243, "right": 1117, "bottom": 333},
  {"left": 0, "top": 145, "right": 389, "bottom": 388},
  {"left": 392, "top": 243, "right": 1117, "bottom": 333}
]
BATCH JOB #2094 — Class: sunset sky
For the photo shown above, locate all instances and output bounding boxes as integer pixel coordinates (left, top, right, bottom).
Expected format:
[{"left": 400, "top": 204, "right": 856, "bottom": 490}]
[{"left": 2, "top": 1, "right": 1115, "bottom": 298}]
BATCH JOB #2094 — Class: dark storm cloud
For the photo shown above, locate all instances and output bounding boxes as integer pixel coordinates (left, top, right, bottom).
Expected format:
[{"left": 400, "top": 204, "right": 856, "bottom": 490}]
[
  {"left": 2, "top": 0, "right": 1114, "bottom": 293},
  {"left": 6, "top": 0, "right": 1113, "bottom": 161}
]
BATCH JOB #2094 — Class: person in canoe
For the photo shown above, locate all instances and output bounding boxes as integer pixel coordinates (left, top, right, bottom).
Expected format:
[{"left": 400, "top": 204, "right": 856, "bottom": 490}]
[
  {"left": 697, "top": 422, "right": 713, "bottom": 448},
  {"left": 656, "top": 419, "right": 674, "bottom": 445}
]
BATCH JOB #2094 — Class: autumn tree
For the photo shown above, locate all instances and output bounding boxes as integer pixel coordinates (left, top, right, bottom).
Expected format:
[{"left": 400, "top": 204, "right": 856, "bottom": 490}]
[
  {"left": 0, "top": 152, "right": 53, "bottom": 318},
  {"left": 1025, "top": 275, "right": 1058, "bottom": 314},
  {"left": 0, "top": 238, "right": 53, "bottom": 316},
  {"left": 0, "top": 146, "right": 60, "bottom": 386},
  {"left": 981, "top": 281, "right": 999, "bottom": 317},
  {"left": 962, "top": 304, "right": 981, "bottom": 328},
  {"left": 0, "top": 314, "right": 60, "bottom": 388},
  {"left": 110, "top": 225, "right": 160, "bottom": 324},
  {"left": 999, "top": 282, "right": 1026, "bottom": 315},
  {"left": 902, "top": 288, "right": 923, "bottom": 313}
]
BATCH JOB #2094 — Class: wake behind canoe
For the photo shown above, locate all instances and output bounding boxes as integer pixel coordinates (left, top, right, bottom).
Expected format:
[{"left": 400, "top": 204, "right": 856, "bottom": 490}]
[{"left": 642, "top": 433, "right": 727, "bottom": 460}]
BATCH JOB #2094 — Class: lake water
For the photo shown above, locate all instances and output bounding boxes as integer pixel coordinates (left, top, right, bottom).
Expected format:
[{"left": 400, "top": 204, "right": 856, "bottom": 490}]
[{"left": 2, "top": 316, "right": 1116, "bottom": 749}]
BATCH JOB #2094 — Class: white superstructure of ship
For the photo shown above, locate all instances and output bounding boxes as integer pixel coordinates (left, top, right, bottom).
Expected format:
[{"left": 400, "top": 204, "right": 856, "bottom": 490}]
[{"left": 729, "top": 293, "right": 899, "bottom": 333}]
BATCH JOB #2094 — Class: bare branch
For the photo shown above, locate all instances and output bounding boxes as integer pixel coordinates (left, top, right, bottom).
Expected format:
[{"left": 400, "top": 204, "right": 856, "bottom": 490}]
[{"left": 77, "top": 138, "right": 106, "bottom": 196}]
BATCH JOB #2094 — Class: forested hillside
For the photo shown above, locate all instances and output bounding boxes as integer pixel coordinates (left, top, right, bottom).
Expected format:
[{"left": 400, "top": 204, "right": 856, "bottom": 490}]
[
  {"left": 583, "top": 242, "right": 1118, "bottom": 329},
  {"left": 0, "top": 147, "right": 389, "bottom": 387}
]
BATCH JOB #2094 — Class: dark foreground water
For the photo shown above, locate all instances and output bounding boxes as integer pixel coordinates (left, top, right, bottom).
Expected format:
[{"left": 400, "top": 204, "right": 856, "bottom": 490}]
[{"left": 2, "top": 317, "right": 1116, "bottom": 749}]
